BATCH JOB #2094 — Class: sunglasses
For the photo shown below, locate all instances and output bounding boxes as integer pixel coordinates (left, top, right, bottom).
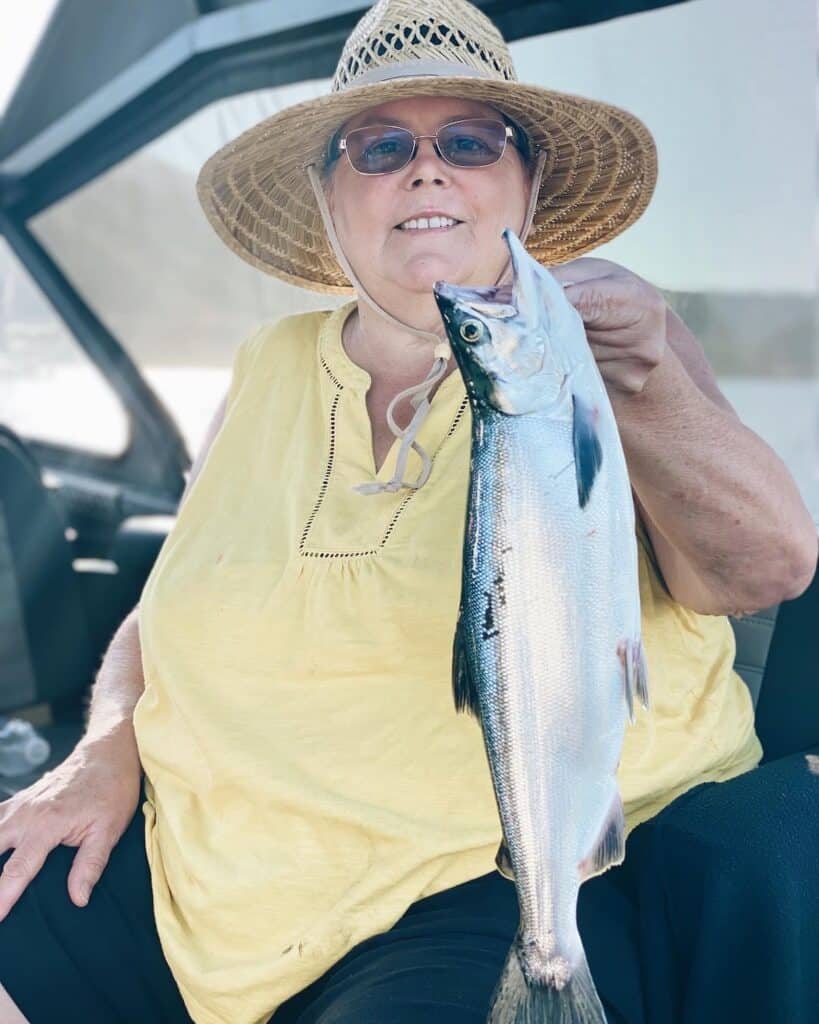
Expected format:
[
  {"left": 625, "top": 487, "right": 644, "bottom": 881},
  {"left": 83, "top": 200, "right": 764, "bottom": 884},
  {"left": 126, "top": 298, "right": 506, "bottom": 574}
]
[{"left": 335, "top": 118, "right": 517, "bottom": 175}]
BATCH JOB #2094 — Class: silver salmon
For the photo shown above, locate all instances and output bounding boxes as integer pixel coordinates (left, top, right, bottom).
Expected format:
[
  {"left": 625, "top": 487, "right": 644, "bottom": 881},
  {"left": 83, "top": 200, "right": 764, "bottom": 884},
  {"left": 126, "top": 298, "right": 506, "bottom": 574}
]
[{"left": 433, "top": 229, "right": 649, "bottom": 1024}]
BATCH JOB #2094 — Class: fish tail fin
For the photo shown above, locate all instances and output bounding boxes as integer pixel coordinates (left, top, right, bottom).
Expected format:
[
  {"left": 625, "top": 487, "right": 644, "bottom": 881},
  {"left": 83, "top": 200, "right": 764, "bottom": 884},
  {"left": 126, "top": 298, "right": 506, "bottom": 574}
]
[
  {"left": 572, "top": 393, "right": 602, "bottom": 509},
  {"left": 620, "top": 637, "right": 650, "bottom": 722},
  {"left": 488, "top": 942, "right": 607, "bottom": 1024}
]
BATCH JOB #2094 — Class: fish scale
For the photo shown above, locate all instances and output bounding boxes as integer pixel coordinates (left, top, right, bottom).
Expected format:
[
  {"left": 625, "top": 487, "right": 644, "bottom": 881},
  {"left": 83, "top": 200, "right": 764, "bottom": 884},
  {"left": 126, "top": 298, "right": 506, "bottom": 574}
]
[
  {"left": 434, "top": 228, "right": 649, "bottom": 1024},
  {"left": 468, "top": 415, "right": 621, "bottom": 944}
]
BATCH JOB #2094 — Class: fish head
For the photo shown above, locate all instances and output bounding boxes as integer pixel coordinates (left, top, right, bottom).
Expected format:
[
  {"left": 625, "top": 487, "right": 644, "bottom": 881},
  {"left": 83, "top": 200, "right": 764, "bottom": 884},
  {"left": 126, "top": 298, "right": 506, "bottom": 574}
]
[{"left": 433, "top": 229, "right": 585, "bottom": 415}]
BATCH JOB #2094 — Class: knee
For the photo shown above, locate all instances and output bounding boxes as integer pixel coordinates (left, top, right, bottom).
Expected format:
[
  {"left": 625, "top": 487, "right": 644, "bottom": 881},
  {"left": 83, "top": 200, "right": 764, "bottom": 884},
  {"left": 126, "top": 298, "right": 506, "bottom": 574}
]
[{"left": 645, "top": 770, "right": 812, "bottom": 927}]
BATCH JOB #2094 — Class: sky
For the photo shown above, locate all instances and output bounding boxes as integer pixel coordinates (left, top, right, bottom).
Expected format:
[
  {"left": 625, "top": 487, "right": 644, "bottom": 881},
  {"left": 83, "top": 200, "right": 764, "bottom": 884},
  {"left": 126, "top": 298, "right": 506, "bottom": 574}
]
[{"left": 0, "top": 0, "right": 58, "bottom": 116}]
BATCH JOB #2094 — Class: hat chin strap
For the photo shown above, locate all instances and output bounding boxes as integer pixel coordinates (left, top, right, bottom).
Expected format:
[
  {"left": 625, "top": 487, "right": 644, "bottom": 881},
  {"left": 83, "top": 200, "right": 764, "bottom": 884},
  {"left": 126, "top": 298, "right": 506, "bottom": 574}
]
[{"left": 306, "top": 151, "right": 547, "bottom": 495}]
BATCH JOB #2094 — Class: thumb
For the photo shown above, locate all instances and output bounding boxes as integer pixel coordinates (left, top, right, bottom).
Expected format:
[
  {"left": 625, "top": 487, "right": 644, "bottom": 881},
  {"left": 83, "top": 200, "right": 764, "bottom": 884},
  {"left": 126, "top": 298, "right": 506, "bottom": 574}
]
[{"left": 67, "top": 832, "right": 116, "bottom": 907}]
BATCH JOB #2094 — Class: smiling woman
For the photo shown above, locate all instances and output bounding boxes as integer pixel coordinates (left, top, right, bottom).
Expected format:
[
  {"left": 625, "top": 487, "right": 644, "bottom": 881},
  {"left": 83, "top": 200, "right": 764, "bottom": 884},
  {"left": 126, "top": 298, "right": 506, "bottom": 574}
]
[
  {"left": 324, "top": 98, "right": 530, "bottom": 316},
  {"left": 318, "top": 96, "right": 534, "bottom": 475}
]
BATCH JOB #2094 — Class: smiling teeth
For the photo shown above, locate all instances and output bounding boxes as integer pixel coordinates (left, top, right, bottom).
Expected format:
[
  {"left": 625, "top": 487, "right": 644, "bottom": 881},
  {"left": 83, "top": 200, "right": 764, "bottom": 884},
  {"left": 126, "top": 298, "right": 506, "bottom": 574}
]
[{"left": 399, "top": 216, "right": 458, "bottom": 230}]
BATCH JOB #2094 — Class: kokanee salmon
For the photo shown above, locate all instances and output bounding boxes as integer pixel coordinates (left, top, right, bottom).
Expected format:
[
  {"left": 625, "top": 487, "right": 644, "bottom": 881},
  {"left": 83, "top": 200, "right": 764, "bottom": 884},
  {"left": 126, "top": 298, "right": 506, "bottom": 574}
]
[{"left": 433, "top": 229, "right": 650, "bottom": 1024}]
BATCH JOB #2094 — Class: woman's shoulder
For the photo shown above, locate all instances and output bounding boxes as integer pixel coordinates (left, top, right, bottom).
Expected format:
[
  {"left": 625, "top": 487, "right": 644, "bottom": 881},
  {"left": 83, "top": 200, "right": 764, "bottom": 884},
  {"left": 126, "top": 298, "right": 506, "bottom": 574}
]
[
  {"left": 224, "top": 306, "right": 343, "bottom": 413},
  {"left": 234, "top": 305, "right": 350, "bottom": 382},
  {"left": 244, "top": 306, "right": 341, "bottom": 363}
]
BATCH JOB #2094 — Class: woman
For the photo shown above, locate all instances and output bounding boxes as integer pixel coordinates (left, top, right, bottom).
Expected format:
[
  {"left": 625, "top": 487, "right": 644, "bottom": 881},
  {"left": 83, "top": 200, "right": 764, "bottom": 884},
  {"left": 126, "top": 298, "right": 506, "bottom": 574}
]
[{"left": 0, "top": 2, "right": 816, "bottom": 1023}]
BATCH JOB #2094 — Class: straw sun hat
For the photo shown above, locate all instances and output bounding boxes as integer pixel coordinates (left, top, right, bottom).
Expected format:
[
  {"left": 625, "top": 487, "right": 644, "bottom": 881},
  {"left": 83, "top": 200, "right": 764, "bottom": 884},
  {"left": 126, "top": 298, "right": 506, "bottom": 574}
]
[{"left": 196, "top": 0, "right": 658, "bottom": 295}]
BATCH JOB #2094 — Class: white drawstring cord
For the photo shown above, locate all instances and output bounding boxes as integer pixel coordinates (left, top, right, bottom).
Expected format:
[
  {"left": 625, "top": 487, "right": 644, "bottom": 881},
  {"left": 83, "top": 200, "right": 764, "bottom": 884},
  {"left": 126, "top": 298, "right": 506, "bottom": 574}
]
[
  {"left": 351, "top": 343, "right": 451, "bottom": 494},
  {"left": 305, "top": 148, "right": 547, "bottom": 496}
]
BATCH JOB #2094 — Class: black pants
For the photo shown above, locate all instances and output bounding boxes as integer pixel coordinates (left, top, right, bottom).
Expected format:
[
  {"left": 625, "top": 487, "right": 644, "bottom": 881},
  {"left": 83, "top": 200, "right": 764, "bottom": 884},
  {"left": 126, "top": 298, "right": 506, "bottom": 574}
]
[{"left": 1, "top": 748, "right": 817, "bottom": 1024}]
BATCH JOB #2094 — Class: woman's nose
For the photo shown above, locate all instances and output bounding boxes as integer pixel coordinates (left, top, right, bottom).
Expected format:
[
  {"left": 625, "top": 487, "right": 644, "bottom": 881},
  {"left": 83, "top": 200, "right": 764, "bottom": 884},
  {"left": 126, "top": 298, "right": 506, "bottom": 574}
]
[{"left": 407, "top": 137, "right": 451, "bottom": 186}]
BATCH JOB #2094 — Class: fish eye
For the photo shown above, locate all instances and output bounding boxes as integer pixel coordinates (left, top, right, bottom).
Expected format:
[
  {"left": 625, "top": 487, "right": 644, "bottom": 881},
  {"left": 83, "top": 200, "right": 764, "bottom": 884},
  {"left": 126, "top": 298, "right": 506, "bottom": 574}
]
[{"left": 459, "top": 319, "right": 484, "bottom": 344}]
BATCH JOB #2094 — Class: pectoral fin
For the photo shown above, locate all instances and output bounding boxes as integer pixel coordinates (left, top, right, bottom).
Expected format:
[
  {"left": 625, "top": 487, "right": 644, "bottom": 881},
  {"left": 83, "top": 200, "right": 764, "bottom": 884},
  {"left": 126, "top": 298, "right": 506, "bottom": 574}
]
[
  {"left": 453, "top": 613, "right": 481, "bottom": 719},
  {"left": 572, "top": 393, "right": 602, "bottom": 509}
]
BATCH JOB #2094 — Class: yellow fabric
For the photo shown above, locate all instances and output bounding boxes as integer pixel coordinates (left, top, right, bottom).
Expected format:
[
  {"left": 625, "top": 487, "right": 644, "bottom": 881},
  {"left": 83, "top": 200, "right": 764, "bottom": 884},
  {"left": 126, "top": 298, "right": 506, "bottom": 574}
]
[{"left": 134, "top": 301, "right": 762, "bottom": 1024}]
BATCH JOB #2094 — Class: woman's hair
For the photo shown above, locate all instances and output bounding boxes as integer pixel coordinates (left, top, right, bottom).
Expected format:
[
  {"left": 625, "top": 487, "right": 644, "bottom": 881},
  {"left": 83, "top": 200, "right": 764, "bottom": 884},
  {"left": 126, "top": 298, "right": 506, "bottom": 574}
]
[{"left": 321, "top": 108, "right": 534, "bottom": 186}]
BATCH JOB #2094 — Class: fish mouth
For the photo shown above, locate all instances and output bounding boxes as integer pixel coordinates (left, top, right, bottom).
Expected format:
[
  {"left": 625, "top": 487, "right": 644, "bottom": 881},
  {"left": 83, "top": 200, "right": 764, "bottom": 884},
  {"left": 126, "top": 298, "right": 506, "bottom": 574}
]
[
  {"left": 433, "top": 228, "right": 523, "bottom": 310},
  {"left": 432, "top": 280, "right": 513, "bottom": 308},
  {"left": 501, "top": 226, "right": 527, "bottom": 283},
  {"left": 432, "top": 229, "right": 527, "bottom": 352}
]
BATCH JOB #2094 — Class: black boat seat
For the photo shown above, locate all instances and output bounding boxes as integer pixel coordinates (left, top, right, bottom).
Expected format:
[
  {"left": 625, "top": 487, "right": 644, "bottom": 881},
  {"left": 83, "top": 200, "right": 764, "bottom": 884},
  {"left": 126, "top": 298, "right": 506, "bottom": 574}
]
[
  {"left": 729, "top": 606, "right": 779, "bottom": 708},
  {"left": 0, "top": 425, "right": 98, "bottom": 796}
]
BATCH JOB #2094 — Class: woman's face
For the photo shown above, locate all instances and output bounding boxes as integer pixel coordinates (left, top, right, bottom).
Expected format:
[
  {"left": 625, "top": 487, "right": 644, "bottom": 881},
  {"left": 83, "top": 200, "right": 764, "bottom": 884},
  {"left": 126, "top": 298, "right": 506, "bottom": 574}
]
[{"left": 325, "top": 96, "right": 531, "bottom": 305}]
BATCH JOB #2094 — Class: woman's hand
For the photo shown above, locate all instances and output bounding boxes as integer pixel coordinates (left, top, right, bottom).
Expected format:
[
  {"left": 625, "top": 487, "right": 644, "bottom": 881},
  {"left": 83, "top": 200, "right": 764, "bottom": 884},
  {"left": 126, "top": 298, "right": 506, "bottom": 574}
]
[
  {"left": 0, "top": 726, "right": 142, "bottom": 921},
  {"left": 548, "top": 257, "right": 668, "bottom": 398}
]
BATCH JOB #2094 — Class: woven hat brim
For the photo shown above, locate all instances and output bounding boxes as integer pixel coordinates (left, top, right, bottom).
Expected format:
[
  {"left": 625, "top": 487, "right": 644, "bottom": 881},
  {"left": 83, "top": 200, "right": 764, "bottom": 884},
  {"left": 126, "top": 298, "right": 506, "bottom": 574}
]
[{"left": 196, "top": 75, "right": 658, "bottom": 294}]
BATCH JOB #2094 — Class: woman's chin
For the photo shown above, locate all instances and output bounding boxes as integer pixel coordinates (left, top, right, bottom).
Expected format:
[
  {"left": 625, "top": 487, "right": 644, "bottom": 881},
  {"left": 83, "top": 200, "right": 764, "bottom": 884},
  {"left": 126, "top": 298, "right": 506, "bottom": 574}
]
[{"left": 391, "top": 258, "right": 473, "bottom": 295}]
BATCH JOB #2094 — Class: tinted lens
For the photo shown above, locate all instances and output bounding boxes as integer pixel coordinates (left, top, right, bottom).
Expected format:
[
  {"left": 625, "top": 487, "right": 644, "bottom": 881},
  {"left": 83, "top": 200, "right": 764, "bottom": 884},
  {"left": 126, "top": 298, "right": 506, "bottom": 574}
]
[
  {"left": 345, "top": 125, "right": 415, "bottom": 173},
  {"left": 438, "top": 119, "right": 507, "bottom": 167}
]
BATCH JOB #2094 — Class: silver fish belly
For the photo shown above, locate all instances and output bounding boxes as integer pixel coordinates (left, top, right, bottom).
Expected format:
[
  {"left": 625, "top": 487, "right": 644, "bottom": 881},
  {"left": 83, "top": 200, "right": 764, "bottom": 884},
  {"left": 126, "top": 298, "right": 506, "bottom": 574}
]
[{"left": 434, "top": 229, "right": 649, "bottom": 1024}]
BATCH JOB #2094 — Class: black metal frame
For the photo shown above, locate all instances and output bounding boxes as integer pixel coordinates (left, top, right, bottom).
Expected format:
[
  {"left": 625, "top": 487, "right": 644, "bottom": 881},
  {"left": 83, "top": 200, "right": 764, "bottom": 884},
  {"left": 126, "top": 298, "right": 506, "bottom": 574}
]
[{"left": 0, "top": 210, "right": 188, "bottom": 498}]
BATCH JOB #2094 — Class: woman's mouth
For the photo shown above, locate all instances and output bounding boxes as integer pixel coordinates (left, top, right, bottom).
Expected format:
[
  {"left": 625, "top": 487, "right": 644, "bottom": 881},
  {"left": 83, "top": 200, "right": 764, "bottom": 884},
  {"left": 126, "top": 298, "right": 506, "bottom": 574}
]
[{"left": 396, "top": 216, "right": 462, "bottom": 232}]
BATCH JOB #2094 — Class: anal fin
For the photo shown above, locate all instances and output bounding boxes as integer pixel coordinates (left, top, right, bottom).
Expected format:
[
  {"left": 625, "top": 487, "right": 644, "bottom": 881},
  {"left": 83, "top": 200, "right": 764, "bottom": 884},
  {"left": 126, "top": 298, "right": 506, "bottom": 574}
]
[{"left": 578, "top": 792, "right": 626, "bottom": 881}]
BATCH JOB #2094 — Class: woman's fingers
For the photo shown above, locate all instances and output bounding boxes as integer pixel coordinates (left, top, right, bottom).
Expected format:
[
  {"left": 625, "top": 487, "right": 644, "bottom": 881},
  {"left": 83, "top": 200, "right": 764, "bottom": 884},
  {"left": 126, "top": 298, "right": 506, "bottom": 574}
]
[
  {"left": 67, "top": 831, "right": 117, "bottom": 907},
  {"left": 0, "top": 839, "right": 51, "bottom": 922},
  {"left": 0, "top": 741, "right": 142, "bottom": 922},
  {"left": 0, "top": 816, "right": 13, "bottom": 856}
]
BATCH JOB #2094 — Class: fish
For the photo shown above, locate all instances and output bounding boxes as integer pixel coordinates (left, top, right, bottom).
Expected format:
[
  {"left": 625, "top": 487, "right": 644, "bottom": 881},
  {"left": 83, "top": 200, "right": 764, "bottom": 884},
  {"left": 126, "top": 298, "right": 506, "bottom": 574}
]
[{"left": 432, "top": 228, "right": 649, "bottom": 1024}]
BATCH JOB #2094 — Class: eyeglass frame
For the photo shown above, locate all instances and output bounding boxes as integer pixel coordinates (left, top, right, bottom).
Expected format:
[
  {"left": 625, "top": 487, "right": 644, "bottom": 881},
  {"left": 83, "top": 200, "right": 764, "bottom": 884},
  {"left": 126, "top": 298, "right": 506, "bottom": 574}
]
[{"left": 329, "top": 117, "right": 522, "bottom": 176}]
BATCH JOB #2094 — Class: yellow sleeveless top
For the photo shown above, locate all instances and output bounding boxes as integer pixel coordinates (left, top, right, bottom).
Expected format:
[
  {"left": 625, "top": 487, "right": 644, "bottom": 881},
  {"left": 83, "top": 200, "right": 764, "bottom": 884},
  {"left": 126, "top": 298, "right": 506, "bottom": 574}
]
[{"left": 134, "top": 302, "right": 762, "bottom": 1024}]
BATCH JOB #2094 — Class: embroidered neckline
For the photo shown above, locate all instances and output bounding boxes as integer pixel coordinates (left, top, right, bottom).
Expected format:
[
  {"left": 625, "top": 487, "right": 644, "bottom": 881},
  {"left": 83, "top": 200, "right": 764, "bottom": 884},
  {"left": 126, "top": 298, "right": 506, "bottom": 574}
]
[{"left": 299, "top": 303, "right": 469, "bottom": 559}]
